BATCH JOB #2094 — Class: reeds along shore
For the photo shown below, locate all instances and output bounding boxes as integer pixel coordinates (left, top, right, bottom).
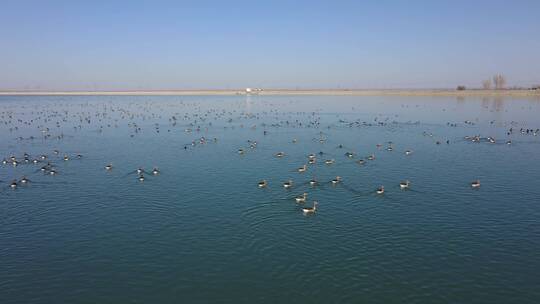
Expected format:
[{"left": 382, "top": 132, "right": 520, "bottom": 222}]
[{"left": 0, "top": 89, "right": 539, "bottom": 97}]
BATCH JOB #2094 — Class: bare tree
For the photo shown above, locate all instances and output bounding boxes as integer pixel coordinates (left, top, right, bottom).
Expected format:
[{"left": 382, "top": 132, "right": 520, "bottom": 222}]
[
  {"left": 493, "top": 74, "right": 506, "bottom": 89},
  {"left": 482, "top": 79, "right": 492, "bottom": 90}
]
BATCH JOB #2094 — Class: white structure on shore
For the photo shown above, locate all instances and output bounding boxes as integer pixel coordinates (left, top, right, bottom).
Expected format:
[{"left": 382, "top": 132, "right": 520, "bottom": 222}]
[{"left": 245, "top": 88, "right": 262, "bottom": 95}]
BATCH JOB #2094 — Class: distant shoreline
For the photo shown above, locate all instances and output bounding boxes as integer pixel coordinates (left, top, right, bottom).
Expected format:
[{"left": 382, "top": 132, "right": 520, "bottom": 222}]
[{"left": 1, "top": 89, "right": 539, "bottom": 97}]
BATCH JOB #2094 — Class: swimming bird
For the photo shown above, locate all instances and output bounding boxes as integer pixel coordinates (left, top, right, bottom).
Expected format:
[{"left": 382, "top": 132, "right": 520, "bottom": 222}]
[
  {"left": 331, "top": 176, "right": 342, "bottom": 184},
  {"left": 302, "top": 202, "right": 318, "bottom": 214},
  {"left": 138, "top": 174, "right": 145, "bottom": 182},
  {"left": 105, "top": 164, "right": 113, "bottom": 170},
  {"left": 63, "top": 155, "right": 69, "bottom": 161},
  {"left": 356, "top": 159, "right": 365, "bottom": 165},
  {"left": 405, "top": 150, "right": 413, "bottom": 155},
  {"left": 376, "top": 186, "right": 385, "bottom": 194},
  {"left": 20, "top": 176, "right": 29, "bottom": 184},
  {"left": 238, "top": 148, "right": 245, "bottom": 155},
  {"left": 275, "top": 152, "right": 285, "bottom": 158},
  {"left": 258, "top": 180, "right": 267, "bottom": 188},
  {"left": 136, "top": 167, "right": 144, "bottom": 174},
  {"left": 152, "top": 168, "right": 160, "bottom": 175},
  {"left": 295, "top": 193, "right": 308, "bottom": 203},
  {"left": 298, "top": 165, "right": 307, "bottom": 173},
  {"left": 399, "top": 180, "right": 410, "bottom": 189},
  {"left": 471, "top": 180, "right": 481, "bottom": 188},
  {"left": 10, "top": 180, "right": 18, "bottom": 188},
  {"left": 283, "top": 180, "right": 293, "bottom": 189},
  {"left": 309, "top": 179, "right": 317, "bottom": 186},
  {"left": 325, "top": 159, "right": 335, "bottom": 165}
]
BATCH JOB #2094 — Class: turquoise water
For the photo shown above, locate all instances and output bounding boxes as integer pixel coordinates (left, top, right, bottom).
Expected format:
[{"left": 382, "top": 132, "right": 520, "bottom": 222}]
[{"left": 1, "top": 95, "right": 540, "bottom": 303}]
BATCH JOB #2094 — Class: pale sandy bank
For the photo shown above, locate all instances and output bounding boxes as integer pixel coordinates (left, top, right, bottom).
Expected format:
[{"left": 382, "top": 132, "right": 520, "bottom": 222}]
[{"left": 0, "top": 89, "right": 539, "bottom": 97}]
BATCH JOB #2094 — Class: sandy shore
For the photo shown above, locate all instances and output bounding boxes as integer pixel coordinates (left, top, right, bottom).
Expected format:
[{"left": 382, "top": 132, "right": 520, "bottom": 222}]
[{"left": 1, "top": 89, "right": 539, "bottom": 97}]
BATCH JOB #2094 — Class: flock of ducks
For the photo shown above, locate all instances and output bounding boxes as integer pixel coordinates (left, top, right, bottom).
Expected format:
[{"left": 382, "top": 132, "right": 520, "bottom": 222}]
[
  {"left": 254, "top": 143, "right": 435, "bottom": 215},
  {"left": 254, "top": 136, "right": 490, "bottom": 215},
  {"left": 104, "top": 164, "right": 160, "bottom": 181},
  {"left": 1, "top": 150, "right": 83, "bottom": 189},
  {"left": 0, "top": 148, "right": 164, "bottom": 189},
  {"left": 1, "top": 98, "right": 536, "bottom": 204}
]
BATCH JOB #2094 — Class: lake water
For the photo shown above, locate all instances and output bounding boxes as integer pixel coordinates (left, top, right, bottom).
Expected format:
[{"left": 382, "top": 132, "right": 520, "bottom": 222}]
[{"left": 1, "top": 95, "right": 540, "bottom": 303}]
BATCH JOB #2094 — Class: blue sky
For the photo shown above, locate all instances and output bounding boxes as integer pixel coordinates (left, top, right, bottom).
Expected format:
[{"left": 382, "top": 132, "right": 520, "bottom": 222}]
[{"left": 1, "top": 0, "right": 539, "bottom": 90}]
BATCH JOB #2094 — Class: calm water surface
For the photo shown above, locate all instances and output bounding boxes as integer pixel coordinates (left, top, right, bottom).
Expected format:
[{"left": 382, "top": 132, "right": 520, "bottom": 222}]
[{"left": 1, "top": 95, "right": 539, "bottom": 303}]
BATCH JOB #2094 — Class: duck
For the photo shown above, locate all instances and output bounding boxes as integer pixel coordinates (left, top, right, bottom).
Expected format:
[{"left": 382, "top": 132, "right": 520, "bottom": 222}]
[
  {"left": 309, "top": 179, "right": 317, "bottom": 186},
  {"left": 49, "top": 169, "right": 57, "bottom": 175},
  {"left": 295, "top": 193, "right": 308, "bottom": 203},
  {"left": 471, "top": 180, "right": 481, "bottom": 188},
  {"left": 258, "top": 180, "right": 268, "bottom": 188},
  {"left": 275, "top": 152, "right": 285, "bottom": 158},
  {"left": 331, "top": 176, "right": 342, "bottom": 184},
  {"left": 308, "top": 154, "right": 316, "bottom": 160},
  {"left": 238, "top": 148, "right": 245, "bottom": 155},
  {"left": 324, "top": 159, "right": 335, "bottom": 165},
  {"left": 152, "top": 168, "right": 160, "bottom": 175},
  {"left": 356, "top": 159, "right": 365, "bottom": 165},
  {"left": 283, "top": 180, "right": 293, "bottom": 189},
  {"left": 297, "top": 165, "right": 307, "bottom": 173},
  {"left": 367, "top": 154, "right": 375, "bottom": 161},
  {"left": 20, "top": 176, "right": 29, "bottom": 184},
  {"left": 136, "top": 167, "right": 144, "bottom": 174},
  {"left": 376, "top": 186, "right": 385, "bottom": 194},
  {"left": 302, "top": 202, "right": 318, "bottom": 214},
  {"left": 1, "top": 158, "right": 7, "bottom": 165},
  {"left": 399, "top": 180, "right": 410, "bottom": 189},
  {"left": 10, "top": 180, "right": 18, "bottom": 188},
  {"left": 405, "top": 150, "right": 413, "bottom": 155},
  {"left": 105, "top": 164, "right": 113, "bottom": 170},
  {"left": 138, "top": 174, "right": 145, "bottom": 182},
  {"left": 345, "top": 152, "right": 354, "bottom": 158}
]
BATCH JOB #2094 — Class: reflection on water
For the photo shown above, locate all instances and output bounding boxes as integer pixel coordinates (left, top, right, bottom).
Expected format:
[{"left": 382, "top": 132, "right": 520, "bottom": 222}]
[{"left": 1, "top": 95, "right": 540, "bottom": 303}]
